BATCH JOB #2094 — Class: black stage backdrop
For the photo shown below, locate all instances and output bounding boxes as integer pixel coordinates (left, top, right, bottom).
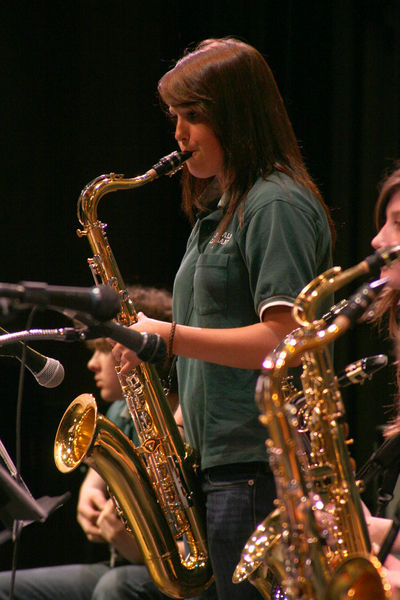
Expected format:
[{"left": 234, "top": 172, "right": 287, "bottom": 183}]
[{"left": 0, "top": 0, "right": 399, "bottom": 569}]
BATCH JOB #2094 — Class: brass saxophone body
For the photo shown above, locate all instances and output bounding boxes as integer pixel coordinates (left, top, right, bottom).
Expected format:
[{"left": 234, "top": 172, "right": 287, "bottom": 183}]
[
  {"left": 54, "top": 151, "right": 213, "bottom": 598},
  {"left": 234, "top": 246, "right": 400, "bottom": 600}
]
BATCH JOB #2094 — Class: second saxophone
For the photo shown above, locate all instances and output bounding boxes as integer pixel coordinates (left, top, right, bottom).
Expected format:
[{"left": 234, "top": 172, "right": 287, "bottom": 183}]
[{"left": 234, "top": 246, "right": 400, "bottom": 599}]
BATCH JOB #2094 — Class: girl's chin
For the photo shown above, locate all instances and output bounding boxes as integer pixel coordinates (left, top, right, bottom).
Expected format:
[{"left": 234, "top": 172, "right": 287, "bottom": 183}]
[
  {"left": 386, "top": 274, "right": 400, "bottom": 291},
  {"left": 188, "top": 169, "right": 217, "bottom": 179}
]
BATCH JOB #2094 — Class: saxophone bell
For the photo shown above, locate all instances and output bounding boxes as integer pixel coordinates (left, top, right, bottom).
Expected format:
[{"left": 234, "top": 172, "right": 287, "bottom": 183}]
[{"left": 54, "top": 394, "right": 211, "bottom": 598}]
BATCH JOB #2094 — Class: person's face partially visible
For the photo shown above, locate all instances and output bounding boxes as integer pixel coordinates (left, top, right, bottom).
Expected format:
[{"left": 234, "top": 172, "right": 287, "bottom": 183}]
[
  {"left": 87, "top": 343, "right": 121, "bottom": 403},
  {"left": 371, "top": 191, "right": 400, "bottom": 289},
  {"left": 170, "top": 105, "right": 225, "bottom": 182}
]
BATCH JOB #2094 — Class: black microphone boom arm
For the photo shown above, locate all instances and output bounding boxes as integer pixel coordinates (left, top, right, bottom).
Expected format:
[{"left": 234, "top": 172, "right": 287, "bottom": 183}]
[{"left": 0, "top": 320, "right": 166, "bottom": 365}]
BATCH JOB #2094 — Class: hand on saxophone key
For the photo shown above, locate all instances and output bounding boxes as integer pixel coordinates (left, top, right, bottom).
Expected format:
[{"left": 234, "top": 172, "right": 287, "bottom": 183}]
[
  {"left": 96, "top": 499, "right": 144, "bottom": 564},
  {"left": 77, "top": 477, "right": 108, "bottom": 544},
  {"left": 111, "top": 312, "right": 171, "bottom": 374}
]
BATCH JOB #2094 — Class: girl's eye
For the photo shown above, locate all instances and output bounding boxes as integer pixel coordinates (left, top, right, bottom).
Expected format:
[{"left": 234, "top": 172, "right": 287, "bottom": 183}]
[
  {"left": 167, "top": 108, "right": 202, "bottom": 126},
  {"left": 185, "top": 110, "right": 201, "bottom": 123}
]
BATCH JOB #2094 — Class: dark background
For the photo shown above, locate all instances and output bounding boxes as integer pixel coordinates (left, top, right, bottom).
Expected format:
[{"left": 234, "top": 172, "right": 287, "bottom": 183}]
[{"left": 0, "top": 0, "right": 399, "bottom": 570}]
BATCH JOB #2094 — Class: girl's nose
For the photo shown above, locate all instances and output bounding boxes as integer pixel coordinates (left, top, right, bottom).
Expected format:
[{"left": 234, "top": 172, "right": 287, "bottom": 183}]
[
  {"left": 371, "top": 228, "right": 384, "bottom": 250},
  {"left": 174, "top": 116, "right": 189, "bottom": 143}
]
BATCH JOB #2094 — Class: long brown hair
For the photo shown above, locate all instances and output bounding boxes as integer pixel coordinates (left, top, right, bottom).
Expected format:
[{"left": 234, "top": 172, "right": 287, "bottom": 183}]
[
  {"left": 158, "top": 38, "right": 335, "bottom": 242},
  {"left": 371, "top": 165, "right": 400, "bottom": 336},
  {"left": 369, "top": 164, "right": 400, "bottom": 436}
]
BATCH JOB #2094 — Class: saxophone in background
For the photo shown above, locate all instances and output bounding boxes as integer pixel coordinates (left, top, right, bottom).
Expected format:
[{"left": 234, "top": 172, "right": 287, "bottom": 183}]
[
  {"left": 234, "top": 246, "right": 400, "bottom": 600},
  {"left": 54, "top": 151, "right": 213, "bottom": 598}
]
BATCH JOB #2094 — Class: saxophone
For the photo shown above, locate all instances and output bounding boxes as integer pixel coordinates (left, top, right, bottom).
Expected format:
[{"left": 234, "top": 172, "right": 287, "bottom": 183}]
[
  {"left": 54, "top": 151, "right": 213, "bottom": 598},
  {"left": 234, "top": 246, "right": 400, "bottom": 600}
]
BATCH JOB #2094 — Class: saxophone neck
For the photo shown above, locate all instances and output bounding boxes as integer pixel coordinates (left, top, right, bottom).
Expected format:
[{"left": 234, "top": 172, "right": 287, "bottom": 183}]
[
  {"left": 77, "top": 150, "right": 192, "bottom": 230},
  {"left": 77, "top": 171, "right": 155, "bottom": 230},
  {"left": 293, "top": 245, "right": 400, "bottom": 327}
]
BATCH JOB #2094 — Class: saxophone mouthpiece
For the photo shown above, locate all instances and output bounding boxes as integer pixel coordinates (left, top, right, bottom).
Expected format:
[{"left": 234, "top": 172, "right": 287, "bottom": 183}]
[
  {"left": 151, "top": 150, "right": 192, "bottom": 177},
  {"left": 335, "top": 276, "right": 389, "bottom": 329},
  {"left": 365, "top": 244, "right": 400, "bottom": 277},
  {"left": 338, "top": 354, "right": 388, "bottom": 387}
]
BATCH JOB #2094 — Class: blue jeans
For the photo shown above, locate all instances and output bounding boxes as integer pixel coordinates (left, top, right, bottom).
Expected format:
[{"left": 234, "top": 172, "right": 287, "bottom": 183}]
[
  {"left": 0, "top": 562, "right": 216, "bottom": 600},
  {"left": 201, "top": 462, "right": 276, "bottom": 600},
  {"left": 0, "top": 563, "right": 180, "bottom": 600},
  {"left": 0, "top": 562, "right": 111, "bottom": 600}
]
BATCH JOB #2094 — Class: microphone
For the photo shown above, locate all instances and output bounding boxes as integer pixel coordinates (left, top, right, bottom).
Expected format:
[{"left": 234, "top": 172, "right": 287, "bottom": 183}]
[
  {"left": 0, "top": 326, "right": 65, "bottom": 388},
  {"left": 70, "top": 313, "right": 167, "bottom": 363},
  {"left": 0, "top": 282, "right": 121, "bottom": 322}
]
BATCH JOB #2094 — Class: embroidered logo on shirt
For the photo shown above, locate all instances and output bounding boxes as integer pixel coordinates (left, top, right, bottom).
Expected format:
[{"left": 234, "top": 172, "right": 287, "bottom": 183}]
[{"left": 210, "top": 232, "right": 232, "bottom": 246}]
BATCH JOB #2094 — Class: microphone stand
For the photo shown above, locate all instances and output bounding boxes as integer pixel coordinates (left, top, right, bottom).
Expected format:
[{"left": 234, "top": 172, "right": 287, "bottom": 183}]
[
  {"left": 356, "top": 433, "right": 400, "bottom": 516},
  {"left": 376, "top": 462, "right": 400, "bottom": 518},
  {"left": 0, "top": 327, "right": 87, "bottom": 346},
  {"left": 0, "top": 316, "right": 167, "bottom": 363},
  {"left": 378, "top": 499, "right": 400, "bottom": 565}
]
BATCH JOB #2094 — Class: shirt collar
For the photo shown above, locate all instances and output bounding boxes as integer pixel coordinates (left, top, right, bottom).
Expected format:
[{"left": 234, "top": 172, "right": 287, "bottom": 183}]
[{"left": 218, "top": 191, "right": 229, "bottom": 208}]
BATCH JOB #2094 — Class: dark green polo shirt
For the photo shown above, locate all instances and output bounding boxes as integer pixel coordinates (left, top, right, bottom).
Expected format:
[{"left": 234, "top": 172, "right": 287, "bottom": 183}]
[
  {"left": 173, "top": 173, "right": 333, "bottom": 470},
  {"left": 106, "top": 400, "right": 139, "bottom": 444}
]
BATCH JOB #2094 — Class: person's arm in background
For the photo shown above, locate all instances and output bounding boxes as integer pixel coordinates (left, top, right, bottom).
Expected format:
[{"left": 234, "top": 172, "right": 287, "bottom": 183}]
[
  {"left": 77, "top": 467, "right": 144, "bottom": 564},
  {"left": 96, "top": 498, "right": 144, "bottom": 564},
  {"left": 77, "top": 468, "right": 108, "bottom": 543},
  {"left": 174, "top": 403, "right": 185, "bottom": 442}
]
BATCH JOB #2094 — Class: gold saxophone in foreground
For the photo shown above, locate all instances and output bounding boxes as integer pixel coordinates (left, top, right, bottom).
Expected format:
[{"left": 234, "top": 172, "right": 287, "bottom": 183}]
[
  {"left": 234, "top": 246, "right": 400, "bottom": 600},
  {"left": 54, "top": 151, "right": 213, "bottom": 598}
]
